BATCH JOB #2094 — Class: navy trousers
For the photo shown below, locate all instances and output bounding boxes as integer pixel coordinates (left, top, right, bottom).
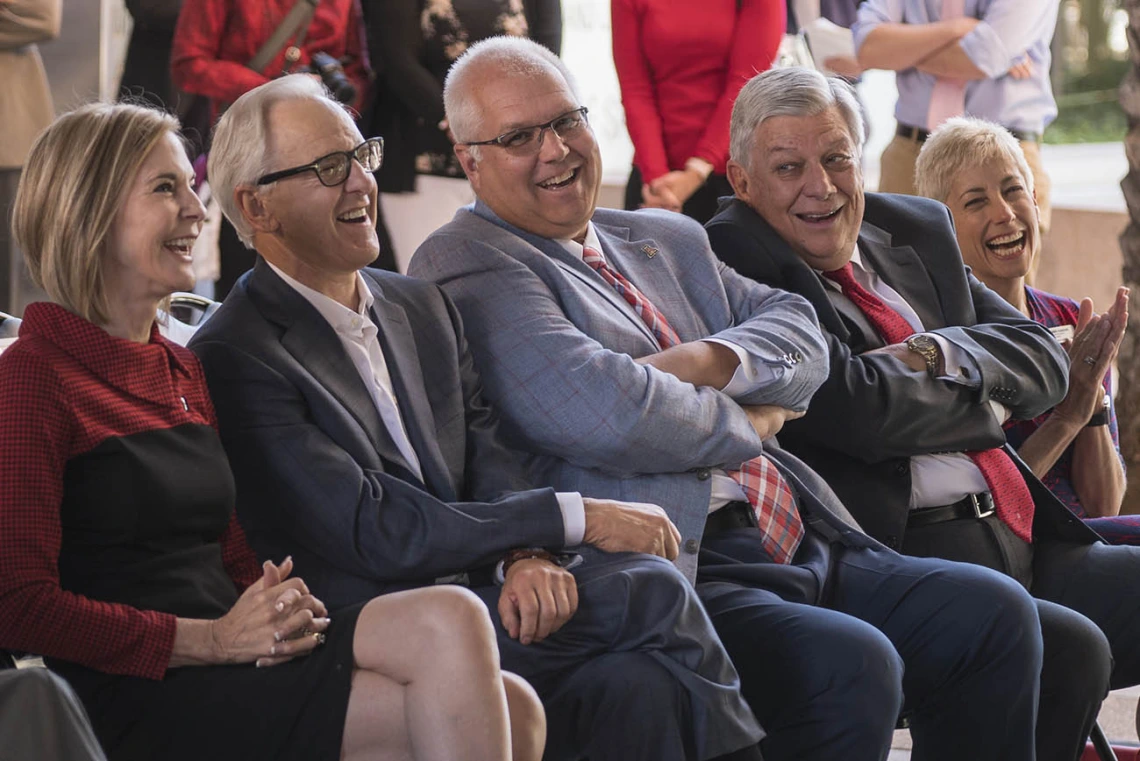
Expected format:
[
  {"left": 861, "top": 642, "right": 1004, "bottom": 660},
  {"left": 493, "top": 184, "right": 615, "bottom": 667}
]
[{"left": 698, "top": 529, "right": 1043, "bottom": 761}]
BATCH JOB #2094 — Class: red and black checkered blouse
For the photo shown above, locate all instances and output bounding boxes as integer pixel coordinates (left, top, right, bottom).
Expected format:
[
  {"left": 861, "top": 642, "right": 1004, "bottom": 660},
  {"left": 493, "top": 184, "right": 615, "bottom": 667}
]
[{"left": 0, "top": 303, "right": 260, "bottom": 680}]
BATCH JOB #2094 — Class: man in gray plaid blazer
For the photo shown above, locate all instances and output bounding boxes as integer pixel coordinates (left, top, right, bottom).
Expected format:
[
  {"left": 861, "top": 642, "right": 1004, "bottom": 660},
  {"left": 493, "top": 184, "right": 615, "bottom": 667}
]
[{"left": 411, "top": 36, "right": 1047, "bottom": 761}]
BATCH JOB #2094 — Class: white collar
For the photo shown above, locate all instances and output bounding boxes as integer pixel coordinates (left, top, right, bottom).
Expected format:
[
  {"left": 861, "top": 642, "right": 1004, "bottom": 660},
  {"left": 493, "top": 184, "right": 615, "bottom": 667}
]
[
  {"left": 557, "top": 222, "right": 602, "bottom": 261},
  {"left": 266, "top": 261, "right": 375, "bottom": 333}
]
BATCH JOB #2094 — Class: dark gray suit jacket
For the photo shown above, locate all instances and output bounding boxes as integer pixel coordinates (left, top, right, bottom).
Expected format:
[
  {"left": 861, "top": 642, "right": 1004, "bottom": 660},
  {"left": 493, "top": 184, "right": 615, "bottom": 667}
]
[
  {"left": 707, "top": 192, "right": 1099, "bottom": 549},
  {"left": 189, "top": 260, "right": 566, "bottom": 609}
]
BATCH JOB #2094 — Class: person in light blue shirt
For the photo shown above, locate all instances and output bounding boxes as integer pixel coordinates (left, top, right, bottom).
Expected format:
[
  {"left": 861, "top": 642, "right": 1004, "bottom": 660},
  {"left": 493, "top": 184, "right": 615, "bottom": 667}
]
[{"left": 852, "top": 0, "right": 1058, "bottom": 240}]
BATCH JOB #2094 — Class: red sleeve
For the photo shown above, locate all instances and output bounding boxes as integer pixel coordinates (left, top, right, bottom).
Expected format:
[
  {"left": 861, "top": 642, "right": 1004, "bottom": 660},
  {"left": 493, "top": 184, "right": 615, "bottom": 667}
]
[
  {"left": 612, "top": 0, "right": 671, "bottom": 183},
  {"left": 344, "top": 0, "right": 371, "bottom": 114},
  {"left": 692, "top": 0, "right": 785, "bottom": 171},
  {"left": 171, "top": 0, "right": 271, "bottom": 105},
  {"left": 0, "top": 346, "right": 177, "bottom": 680}
]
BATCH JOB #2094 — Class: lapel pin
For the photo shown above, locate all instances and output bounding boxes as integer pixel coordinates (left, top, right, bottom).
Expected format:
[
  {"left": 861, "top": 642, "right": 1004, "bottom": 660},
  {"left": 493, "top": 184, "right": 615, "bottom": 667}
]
[{"left": 641, "top": 244, "right": 658, "bottom": 258}]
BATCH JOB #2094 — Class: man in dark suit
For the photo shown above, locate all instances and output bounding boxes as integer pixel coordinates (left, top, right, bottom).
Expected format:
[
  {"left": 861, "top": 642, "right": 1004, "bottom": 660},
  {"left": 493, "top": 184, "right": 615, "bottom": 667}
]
[
  {"left": 707, "top": 65, "right": 1140, "bottom": 761},
  {"left": 188, "top": 74, "right": 766, "bottom": 761},
  {"left": 411, "top": 35, "right": 1048, "bottom": 761}
]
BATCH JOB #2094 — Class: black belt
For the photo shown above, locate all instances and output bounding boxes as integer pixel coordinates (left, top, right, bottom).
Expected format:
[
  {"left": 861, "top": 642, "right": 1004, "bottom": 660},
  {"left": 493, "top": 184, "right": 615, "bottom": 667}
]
[
  {"left": 704, "top": 501, "right": 756, "bottom": 537},
  {"left": 907, "top": 493, "right": 996, "bottom": 529},
  {"left": 895, "top": 123, "right": 1042, "bottom": 144}
]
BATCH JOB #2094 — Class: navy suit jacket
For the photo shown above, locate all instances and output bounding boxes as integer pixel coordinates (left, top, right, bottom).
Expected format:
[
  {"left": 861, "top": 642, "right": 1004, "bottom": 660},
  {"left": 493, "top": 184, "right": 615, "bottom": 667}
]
[
  {"left": 189, "top": 260, "right": 566, "bottom": 609},
  {"left": 706, "top": 192, "right": 1099, "bottom": 549}
]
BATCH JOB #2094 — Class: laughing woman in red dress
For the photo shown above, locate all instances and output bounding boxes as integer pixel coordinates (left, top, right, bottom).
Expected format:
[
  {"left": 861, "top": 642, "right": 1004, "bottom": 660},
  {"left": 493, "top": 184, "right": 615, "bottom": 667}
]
[
  {"left": 0, "top": 102, "right": 543, "bottom": 761},
  {"left": 612, "top": 0, "right": 785, "bottom": 223}
]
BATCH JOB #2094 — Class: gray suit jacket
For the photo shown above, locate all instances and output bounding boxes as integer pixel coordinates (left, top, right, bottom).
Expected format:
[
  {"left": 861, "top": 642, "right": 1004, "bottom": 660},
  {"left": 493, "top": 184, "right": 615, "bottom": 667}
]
[
  {"left": 411, "top": 203, "right": 877, "bottom": 583},
  {"left": 707, "top": 192, "right": 1098, "bottom": 549},
  {"left": 189, "top": 260, "right": 566, "bottom": 609}
]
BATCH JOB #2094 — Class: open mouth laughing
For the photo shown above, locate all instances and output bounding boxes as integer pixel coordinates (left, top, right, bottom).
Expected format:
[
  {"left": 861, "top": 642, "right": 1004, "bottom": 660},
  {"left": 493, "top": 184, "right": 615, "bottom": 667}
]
[
  {"left": 537, "top": 167, "right": 580, "bottom": 190},
  {"left": 985, "top": 230, "right": 1027, "bottom": 259},
  {"left": 336, "top": 207, "right": 371, "bottom": 224}
]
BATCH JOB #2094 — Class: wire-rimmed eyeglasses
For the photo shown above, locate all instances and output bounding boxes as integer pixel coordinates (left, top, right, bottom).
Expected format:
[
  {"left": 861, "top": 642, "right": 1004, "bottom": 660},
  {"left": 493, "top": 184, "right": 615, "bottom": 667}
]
[
  {"left": 460, "top": 108, "right": 589, "bottom": 155},
  {"left": 256, "top": 137, "right": 384, "bottom": 187}
]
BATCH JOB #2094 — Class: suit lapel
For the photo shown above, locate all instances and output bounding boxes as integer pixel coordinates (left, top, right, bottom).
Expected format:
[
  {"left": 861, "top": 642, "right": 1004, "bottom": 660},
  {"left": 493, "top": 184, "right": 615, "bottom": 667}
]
[
  {"left": 857, "top": 222, "right": 945, "bottom": 331},
  {"left": 246, "top": 261, "right": 417, "bottom": 477},
  {"left": 365, "top": 278, "right": 453, "bottom": 500},
  {"left": 471, "top": 201, "right": 659, "bottom": 346}
]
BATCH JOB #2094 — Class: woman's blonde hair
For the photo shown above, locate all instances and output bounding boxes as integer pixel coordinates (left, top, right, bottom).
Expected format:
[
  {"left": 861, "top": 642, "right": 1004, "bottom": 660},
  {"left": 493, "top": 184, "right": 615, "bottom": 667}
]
[
  {"left": 12, "top": 102, "right": 180, "bottom": 323},
  {"left": 915, "top": 117, "right": 1034, "bottom": 204}
]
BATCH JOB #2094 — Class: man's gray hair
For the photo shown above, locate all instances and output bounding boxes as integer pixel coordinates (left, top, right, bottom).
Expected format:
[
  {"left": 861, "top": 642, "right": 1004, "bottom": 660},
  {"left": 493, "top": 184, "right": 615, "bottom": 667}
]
[
  {"left": 915, "top": 116, "right": 1035, "bottom": 203},
  {"left": 443, "top": 35, "right": 579, "bottom": 155},
  {"left": 729, "top": 67, "right": 865, "bottom": 170},
  {"left": 209, "top": 74, "right": 348, "bottom": 247}
]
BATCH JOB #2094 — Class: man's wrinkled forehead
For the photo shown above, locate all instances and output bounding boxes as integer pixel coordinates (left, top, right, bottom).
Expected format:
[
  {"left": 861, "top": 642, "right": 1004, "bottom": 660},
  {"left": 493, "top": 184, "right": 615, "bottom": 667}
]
[
  {"left": 264, "top": 97, "right": 360, "bottom": 167},
  {"left": 470, "top": 61, "right": 574, "bottom": 127}
]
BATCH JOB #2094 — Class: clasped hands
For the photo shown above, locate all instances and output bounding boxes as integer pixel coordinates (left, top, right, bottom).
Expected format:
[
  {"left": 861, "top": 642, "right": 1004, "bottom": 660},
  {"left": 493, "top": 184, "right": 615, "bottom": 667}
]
[
  {"left": 211, "top": 556, "right": 330, "bottom": 668},
  {"left": 640, "top": 169, "right": 705, "bottom": 212},
  {"left": 1053, "top": 286, "right": 1129, "bottom": 426}
]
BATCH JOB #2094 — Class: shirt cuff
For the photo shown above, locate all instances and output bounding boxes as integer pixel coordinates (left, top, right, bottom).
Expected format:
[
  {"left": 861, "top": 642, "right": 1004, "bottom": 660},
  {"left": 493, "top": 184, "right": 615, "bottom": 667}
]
[
  {"left": 556, "top": 492, "right": 586, "bottom": 546},
  {"left": 958, "top": 22, "right": 1012, "bottom": 79},
  {"left": 927, "top": 333, "right": 981, "bottom": 388},
  {"left": 988, "top": 400, "right": 1011, "bottom": 424},
  {"left": 704, "top": 338, "right": 777, "bottom": 397}
]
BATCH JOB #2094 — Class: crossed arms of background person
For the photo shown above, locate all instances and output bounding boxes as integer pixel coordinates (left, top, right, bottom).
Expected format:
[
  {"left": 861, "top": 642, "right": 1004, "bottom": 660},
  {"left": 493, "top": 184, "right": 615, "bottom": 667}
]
[{"left": 853, "top": 0, "right": 1056, "bottom": 81}]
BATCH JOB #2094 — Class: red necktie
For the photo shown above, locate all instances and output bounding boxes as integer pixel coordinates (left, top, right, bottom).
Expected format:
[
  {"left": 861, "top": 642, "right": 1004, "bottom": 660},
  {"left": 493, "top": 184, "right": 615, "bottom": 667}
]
[
  {"left": 583, "top": 245, "right": 805, "bottom": 562},
  {"left": 823, "top": 263, "right": 1034, "bottom": 542}
]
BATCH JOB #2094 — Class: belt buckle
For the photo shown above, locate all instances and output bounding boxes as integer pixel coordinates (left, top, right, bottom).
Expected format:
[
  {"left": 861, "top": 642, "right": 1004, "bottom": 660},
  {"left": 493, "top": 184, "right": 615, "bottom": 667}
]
[{"left": 969, "top": 493, "right": 995, "bottom": 519}]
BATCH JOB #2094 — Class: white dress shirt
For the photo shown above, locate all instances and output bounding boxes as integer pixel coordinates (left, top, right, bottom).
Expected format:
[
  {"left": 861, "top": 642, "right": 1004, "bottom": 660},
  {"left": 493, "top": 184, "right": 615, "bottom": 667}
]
[
  {"left": 268, "top": 263, "right": 586, "bottom": 544},
  {"left": 819, "top": 249, "right": 999, "bottom": 508},
  {"left": 559, "top": 224, "right": 786, "bottom": 513}
]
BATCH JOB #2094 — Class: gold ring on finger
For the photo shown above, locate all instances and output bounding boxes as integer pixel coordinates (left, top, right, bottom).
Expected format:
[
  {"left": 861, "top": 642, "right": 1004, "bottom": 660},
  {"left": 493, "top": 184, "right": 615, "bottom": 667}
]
[{"left": 312, "top": 632, "right": 326, "bottom": 646}]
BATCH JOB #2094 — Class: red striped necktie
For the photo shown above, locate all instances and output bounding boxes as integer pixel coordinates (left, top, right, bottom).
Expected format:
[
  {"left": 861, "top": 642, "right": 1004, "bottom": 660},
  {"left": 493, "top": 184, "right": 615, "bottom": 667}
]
[
  {"left": 583, "top": 245, "right": 805, "bottom": 562},
  {"left": 823, "top": 262, "right": 1034, "bottom": 542}
]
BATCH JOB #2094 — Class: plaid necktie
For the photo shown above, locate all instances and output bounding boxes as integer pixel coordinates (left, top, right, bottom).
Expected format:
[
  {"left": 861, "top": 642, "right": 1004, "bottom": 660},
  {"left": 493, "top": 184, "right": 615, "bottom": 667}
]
[
  {"left": 583, "top": 245, "right": 805, "bottom": 562},
  {"left": 582, "top": 246, "right": 682, "bottom": 349},
  {"left": 823, "top": 262, "right": 1034, "bottom": 541}
]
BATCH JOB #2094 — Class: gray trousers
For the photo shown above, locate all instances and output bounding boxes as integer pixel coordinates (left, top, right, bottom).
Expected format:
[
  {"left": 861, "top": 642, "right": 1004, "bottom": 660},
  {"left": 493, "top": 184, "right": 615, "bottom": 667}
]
[{"left": 0, "top": 669, "right": 107, "bottom": 761}]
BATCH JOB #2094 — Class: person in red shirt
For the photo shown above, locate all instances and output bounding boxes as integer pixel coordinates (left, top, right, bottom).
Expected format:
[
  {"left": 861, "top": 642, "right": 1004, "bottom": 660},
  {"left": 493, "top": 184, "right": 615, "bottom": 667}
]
[
  {"left": 612, "top": 0, "right": 784, "bottom": 223},
  {"left": 171, "top": 0, "right": 369, "bottom": 113},
  {"left": 170, "top": 0, "right": 374, "bottom": 298},
  {"left": 0, "top": 100, "right": 543, "bottom": 761}
]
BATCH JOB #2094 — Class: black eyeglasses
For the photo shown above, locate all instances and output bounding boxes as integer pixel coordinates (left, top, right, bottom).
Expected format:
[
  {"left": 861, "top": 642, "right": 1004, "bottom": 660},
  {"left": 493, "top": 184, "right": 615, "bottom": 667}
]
[
  {"left": 461, "top": 108, "right": 589, "bottom": 155},
  {"left": 256, "top": 137, "right": 384, "bottom": 187}
]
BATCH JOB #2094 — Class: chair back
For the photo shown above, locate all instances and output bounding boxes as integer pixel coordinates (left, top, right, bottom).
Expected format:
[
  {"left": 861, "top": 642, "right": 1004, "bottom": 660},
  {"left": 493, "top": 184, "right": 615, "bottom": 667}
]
[
  {"left": 160, "top": 293, "right": 220, "bottom": 347},
  {"left": 0, "top": 312, "right": 21, "bottom": 340}
]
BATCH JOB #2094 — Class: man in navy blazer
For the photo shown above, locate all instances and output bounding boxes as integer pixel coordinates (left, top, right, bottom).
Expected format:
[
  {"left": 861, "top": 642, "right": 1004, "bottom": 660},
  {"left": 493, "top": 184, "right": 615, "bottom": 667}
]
[
  {"left": 706, "top": 66, "right": 1140, "bottom": 761},
  {"left": 188, "top": 74, "right": 767, "bottom": 761},
  {"left": 411, "top": 36, "right": 1047, "bottom": 761}
]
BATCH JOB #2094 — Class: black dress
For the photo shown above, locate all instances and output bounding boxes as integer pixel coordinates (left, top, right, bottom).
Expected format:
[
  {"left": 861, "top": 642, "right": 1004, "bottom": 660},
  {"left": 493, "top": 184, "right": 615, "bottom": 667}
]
[{"left": 0, "top": 303, "right": 362, "bottom": 761}]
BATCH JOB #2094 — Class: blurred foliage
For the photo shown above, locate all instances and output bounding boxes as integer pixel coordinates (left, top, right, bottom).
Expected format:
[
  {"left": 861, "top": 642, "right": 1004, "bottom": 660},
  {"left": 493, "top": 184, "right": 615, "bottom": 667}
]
[{"left": 1044, "top": 1, "right": 1126, "bottom": 142}]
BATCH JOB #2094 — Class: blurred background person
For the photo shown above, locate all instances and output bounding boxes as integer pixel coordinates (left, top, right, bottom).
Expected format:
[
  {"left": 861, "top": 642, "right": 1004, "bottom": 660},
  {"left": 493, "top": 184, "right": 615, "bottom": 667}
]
[
  {"left": 362, "top": 0, "right": 561, "bottom": 272},
  {"left": 916, "top": 117, "right": 1140, "bottom": 546},
  {"left": 0, "top": 0, "right": 60, "bottom": 315},
  {"left": 119, "top": 0, "right": 180, "bottom": 109},
  {"left": 170, "top": 0, "right": 372, "bottom": 298},
  {"left": 612, "top": 0, "right": 784, "bottom": 223},
  {"left": 0, "top": 100, "right": 544, "bottom": 761}
]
